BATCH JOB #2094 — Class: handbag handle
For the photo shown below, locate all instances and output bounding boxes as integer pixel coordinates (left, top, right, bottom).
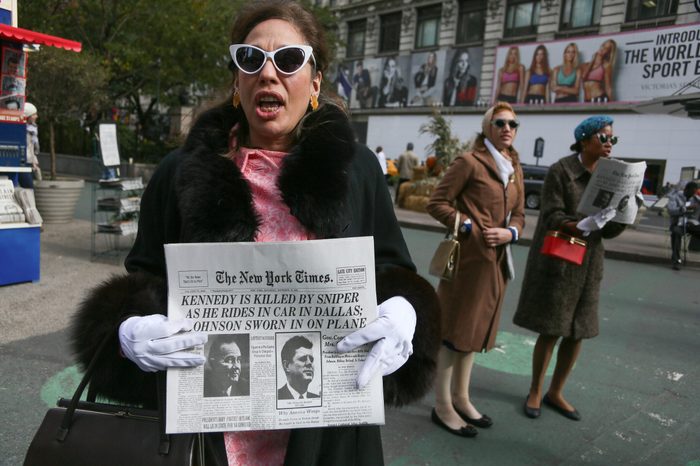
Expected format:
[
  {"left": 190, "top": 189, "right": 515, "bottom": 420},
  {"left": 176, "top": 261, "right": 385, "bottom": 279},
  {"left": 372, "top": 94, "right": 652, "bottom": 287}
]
[
  {"left": 448, "top": 213, "right": 460, "bottom": 238},
  {"left": 57, "top": 336, "right": 110, "bottom": 441},
  {"left": 56, "top": 334, "right": 173, "bottom": 455}
]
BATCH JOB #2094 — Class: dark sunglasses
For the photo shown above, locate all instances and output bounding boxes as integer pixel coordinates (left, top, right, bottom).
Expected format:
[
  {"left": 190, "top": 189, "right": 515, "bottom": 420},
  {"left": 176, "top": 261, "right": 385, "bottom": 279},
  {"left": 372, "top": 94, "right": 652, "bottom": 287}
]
[
  {"left": 229, "top": 44, "right": 316, "bottom": 75},
  {"left": 491, "top": 119, "right": 520, "bottom": 130},
  {"left": 597, "top": 133, "right": 618, "bottom": 145}
]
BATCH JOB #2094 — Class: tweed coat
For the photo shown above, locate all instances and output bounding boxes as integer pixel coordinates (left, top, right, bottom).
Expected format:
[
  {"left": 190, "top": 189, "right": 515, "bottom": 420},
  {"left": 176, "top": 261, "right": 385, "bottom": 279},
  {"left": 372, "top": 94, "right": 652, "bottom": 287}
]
[
  {"left": 513, "top": 154, "right": 625, "bottom": 339},
  {"left": 71, "top": 103, "right": 440, "bottom": 466},
  {"left": 426, "top": 145, "right": 525, "bottom": 352}
]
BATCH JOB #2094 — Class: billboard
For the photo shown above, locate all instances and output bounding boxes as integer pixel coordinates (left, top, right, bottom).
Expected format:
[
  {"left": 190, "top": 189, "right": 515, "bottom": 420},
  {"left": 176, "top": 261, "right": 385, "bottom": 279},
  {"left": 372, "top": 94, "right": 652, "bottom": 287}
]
[
  {"left": 342, "top": 47, "right": 484, "bottom": 109},
  {"left": 491, "top": 22, "right": 700, "bottom": 105}
]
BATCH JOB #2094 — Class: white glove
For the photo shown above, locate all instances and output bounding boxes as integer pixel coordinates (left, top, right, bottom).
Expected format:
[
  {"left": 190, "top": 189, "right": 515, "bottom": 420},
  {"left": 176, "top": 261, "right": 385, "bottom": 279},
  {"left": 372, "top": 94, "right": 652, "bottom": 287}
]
[
  {"left": 576, "top": 206, "right": 617, "bottom": 236},
  {"left": 336, "top": 296, "right": 416, "bottom": 389},
  {"left": 119, "top": 314, "right": 208, "bottom": 372}
]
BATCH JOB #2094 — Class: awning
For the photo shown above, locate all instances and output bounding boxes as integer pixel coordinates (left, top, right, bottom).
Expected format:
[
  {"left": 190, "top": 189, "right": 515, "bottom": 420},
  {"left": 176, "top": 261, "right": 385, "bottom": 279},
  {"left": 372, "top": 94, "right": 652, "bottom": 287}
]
[
  {"left": 0, "top": 24, "right": 81, "bottom": 52},
  {"left": 634, "top": 78, "right": 700, "bottom": 119},
  {"left": 634, "top": 92, "right": 700, "bottom": 119}
]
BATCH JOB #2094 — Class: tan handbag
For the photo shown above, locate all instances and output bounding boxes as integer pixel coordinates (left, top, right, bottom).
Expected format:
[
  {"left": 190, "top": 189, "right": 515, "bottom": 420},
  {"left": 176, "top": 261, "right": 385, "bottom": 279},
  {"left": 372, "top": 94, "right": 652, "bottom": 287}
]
[{"left": 429, "top": 214, "right": 461, "bottom": 281}]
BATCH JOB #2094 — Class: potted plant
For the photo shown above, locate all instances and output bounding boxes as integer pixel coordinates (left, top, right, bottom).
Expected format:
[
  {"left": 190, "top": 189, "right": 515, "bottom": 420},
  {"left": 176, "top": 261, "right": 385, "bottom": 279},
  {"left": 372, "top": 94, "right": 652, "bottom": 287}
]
[
  {"left": 27, "top": 47, "right": 108, "bottom": 223},
  {"left": 399, "top": 110, "right": 469, "bottom": 212},
  {"left": 419, "top": 108, "right": 468, "bottom": 174}
]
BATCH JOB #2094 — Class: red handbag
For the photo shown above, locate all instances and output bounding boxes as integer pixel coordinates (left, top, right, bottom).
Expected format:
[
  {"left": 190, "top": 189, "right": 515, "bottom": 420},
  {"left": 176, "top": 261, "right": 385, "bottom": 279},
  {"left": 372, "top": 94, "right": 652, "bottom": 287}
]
[{"left": 540, "top": 230, "right": 587, "bottom": 266}]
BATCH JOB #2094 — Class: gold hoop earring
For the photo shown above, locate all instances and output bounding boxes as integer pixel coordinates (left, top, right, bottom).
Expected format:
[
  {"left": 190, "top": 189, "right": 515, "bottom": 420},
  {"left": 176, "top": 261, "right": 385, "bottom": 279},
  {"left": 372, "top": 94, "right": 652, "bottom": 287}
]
[
  {"left": 310, "top": 94, "right": 319, "bottom": 111},
  {"left": 232, "top": 90, "right": 240, "bottom": 108}
]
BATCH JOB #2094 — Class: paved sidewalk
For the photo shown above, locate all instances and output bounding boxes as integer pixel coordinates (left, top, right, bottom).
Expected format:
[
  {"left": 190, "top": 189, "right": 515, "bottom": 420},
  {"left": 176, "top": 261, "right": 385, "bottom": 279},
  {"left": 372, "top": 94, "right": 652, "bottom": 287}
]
[{"left": 395, "top": 207, "right": 700, "bottom": 268}]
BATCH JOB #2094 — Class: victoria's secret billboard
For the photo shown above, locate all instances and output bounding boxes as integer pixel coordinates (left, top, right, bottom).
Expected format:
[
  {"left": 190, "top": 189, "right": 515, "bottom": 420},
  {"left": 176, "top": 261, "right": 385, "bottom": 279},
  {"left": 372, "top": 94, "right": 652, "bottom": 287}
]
[{"left": 491, "top": 22, "right": 700, "bottom": 105}]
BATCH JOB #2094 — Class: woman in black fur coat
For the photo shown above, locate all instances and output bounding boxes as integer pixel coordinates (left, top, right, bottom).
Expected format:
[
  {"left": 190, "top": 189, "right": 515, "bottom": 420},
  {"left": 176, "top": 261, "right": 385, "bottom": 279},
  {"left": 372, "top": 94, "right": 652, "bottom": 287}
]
[{"left": 71, "top": 1, "right": 439, "bottom": 464}]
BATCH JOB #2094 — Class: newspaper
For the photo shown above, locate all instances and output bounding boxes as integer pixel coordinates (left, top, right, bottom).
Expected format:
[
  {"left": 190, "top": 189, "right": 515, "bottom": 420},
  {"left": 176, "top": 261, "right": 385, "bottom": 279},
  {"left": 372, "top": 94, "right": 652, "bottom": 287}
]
[
  {"left": 0, "top": 179, "right": 25, "bottom": 224},
  {"left": 96, "top": 196, "right": 140, "bottom": 213},
  {"left": 96, "top": 219, "right": 138, "bottom": 235},
  {"left": 164, "top": 237, "right": 383, "bottom": 434},
  {"left": 14, "top": 187, "right": 42, "bottom": 225},
  {"left": 98, "top": 177, "right": 144, "bottom": 190},
  {"left": 577, "top": 158, "right": 647, "bottom": 225}
]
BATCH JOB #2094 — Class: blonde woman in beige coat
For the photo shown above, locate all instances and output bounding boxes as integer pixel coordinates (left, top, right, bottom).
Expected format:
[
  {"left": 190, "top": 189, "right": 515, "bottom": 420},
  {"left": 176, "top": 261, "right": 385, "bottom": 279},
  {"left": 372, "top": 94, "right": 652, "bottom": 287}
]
[{"left": 426, "top": 102, "right": 525, "bottom": 437}]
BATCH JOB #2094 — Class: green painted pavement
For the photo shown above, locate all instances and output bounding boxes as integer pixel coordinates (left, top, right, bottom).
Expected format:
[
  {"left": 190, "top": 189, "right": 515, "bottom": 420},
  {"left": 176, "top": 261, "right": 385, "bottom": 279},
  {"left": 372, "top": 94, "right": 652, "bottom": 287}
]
[
  {"left": 475, "top": 331, "right": 556, "bottom": 376},
  {"left": 40, "top": 329, "right": 555, "bottom": 411},
  {"left": 40, "top": 365, "right": 83, "bottom": 408}
]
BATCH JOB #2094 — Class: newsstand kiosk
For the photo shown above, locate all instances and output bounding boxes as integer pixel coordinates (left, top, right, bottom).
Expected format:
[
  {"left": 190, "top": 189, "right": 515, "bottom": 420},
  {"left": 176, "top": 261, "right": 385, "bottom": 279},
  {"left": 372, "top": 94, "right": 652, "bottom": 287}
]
[{"left": 0, "top": 5, "right": 81, "bottom": 286}]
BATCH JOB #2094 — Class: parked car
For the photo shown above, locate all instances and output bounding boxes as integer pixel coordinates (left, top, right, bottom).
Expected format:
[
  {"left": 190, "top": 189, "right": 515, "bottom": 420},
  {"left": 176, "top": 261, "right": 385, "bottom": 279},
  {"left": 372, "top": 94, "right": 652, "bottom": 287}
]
[{"left": 521, "top": 164, "right": 549, "bottom": 209}]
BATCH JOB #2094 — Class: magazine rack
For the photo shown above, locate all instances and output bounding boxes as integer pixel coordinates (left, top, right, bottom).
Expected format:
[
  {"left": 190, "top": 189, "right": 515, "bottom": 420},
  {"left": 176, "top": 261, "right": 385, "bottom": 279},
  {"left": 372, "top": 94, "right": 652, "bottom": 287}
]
[{"left": 90, "top": 178, "right": 143, "bottom": 260}]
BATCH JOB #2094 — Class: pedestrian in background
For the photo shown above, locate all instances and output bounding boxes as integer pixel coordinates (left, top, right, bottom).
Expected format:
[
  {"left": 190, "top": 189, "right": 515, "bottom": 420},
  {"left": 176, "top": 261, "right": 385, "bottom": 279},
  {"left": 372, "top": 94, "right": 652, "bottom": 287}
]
[
  {"left": 374, "top": 145, "right": 388, "bottom": 182},
  {"left": 514, "top": 115, "right": 625, "bottom": 421},
  {"left": 426, "top": 101, "right": 525, "bottom": 437},
  {"left": 19, "top": 102, "right": 41, "bottom": 189},
  {"left": 70, "top": 1, "right": 439, "bottom": 463},
  {"left": 395, "top": 142, "right": 418, "bottom": 205},
  {"left": 667, "top": 181, "right": 700, "bottom": 270}
]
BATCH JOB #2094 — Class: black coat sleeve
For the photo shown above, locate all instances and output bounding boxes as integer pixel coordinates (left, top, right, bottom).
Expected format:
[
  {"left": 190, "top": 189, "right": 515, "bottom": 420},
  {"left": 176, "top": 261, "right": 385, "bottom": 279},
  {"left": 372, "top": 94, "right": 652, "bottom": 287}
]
[
  {"left": 70, "top": 152, "right": 183, "bottom": 407},
  {"left": 348, "top": 144, "right": 441, "bottom": 407}
]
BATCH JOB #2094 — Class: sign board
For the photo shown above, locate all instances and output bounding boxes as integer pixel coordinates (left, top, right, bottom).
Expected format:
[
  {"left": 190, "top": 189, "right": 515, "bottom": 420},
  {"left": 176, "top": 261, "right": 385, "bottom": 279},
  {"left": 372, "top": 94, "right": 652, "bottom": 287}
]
[{"left": 98, "top": 123, "right": 120, "bottom": 167}]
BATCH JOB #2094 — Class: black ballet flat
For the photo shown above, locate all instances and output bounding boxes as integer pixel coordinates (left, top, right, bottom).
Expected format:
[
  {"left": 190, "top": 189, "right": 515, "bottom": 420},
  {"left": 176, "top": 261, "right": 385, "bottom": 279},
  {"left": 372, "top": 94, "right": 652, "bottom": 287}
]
[
  {"left": 453, "top": 405, "right": 493, "bottom": 428},
  {"left": 431, "top": 409, "right": 478, "bottom": 438},
  {"left": 543, "top": 394, "right": 581, "bottom": 421},
  {"left": 523, "top": 396, "right": 541, "bottom": 419}
]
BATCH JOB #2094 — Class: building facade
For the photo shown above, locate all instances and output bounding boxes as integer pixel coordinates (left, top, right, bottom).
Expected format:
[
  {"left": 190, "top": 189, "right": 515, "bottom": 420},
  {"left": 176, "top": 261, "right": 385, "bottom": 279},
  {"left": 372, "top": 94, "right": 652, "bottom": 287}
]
[{"left": 325, "top": 0, "right": 700, "bottom": 194}]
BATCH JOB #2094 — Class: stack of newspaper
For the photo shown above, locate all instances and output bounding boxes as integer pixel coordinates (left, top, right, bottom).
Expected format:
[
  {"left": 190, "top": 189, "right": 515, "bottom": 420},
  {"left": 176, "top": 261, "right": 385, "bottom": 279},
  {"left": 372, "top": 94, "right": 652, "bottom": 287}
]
[
  {"left": 97, "top": 196, "right": 140, "bottom": 213},
  {"left": 14, "top": 187, "right": 43, "bottom": 224},
  {"left": 97, "top": 219, "right": 138, "bottom": 236},
  {"left": 98, "top": 177, "right": 144, "bottom": 191},
  {"left": 0, "top": 179, "right": 25, "bottom": 224},
  {"left": 0, "top": 179, "right": 44, "bottom": 225}
]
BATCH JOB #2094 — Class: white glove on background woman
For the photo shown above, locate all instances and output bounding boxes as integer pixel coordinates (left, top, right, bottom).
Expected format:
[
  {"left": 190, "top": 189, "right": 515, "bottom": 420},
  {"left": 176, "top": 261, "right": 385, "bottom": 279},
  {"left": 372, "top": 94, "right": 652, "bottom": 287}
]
[
  {"left": 576, "top": 206, "right": 617, "bottom": 236},
  {"left": 336, "top": 296, "right": 416, "bottom": 389},
  {"left": 119, "top": 314, "right": 208, "bottom": 372}
]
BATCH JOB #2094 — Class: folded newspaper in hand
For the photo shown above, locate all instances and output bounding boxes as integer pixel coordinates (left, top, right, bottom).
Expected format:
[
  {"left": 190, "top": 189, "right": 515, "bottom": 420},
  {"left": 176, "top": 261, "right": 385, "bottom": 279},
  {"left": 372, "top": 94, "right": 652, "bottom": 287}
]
[
  {"left": 577, "top": 158, "right": 647, "bottom": 225},
  {"left": 164, "top": 237, "right": 384, "bottom": 434}
]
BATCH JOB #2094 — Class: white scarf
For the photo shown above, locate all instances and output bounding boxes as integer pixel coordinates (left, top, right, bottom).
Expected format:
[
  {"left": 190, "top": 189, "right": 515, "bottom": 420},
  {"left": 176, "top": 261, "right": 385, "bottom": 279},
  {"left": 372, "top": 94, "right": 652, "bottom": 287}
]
[
  {"left": 484, "top": 138, "right": 514, "bottom": 186},
  {"left": 484, "top": 137, "right": 516, "bottom": 280}
]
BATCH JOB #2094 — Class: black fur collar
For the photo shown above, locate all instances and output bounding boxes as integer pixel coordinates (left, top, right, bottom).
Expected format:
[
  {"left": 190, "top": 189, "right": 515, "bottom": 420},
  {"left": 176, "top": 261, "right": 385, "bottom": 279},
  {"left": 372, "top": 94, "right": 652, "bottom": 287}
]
[{"left": 176, "top": 103, "right": 355, "bottom": 242}]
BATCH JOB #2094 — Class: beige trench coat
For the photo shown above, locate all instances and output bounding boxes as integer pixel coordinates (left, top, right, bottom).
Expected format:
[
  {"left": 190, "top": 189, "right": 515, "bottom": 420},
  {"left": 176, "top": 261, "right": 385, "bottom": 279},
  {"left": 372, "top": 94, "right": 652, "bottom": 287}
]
[{"left": 427, "top": 147, "right": 525, "bottom": 352}]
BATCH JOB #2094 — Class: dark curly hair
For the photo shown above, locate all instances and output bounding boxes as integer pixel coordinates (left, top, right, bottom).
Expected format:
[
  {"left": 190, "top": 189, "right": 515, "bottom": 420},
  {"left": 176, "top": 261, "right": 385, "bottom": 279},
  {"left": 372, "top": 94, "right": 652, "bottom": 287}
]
[{"left": 229, "top": 0, "right": 331, "bottom": 76}]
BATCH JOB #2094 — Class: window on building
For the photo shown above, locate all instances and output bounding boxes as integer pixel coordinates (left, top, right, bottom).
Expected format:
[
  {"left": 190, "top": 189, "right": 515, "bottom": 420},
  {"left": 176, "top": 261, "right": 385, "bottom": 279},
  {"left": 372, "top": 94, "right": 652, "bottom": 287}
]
[
  {"left": 347, "top": 19, "right": 366, "bottom": 57},
  {"left": 504, "top": 0, "right": 540, "bottom": 37},
  {"left": 456, "top": 0, "right": 486, "bottom": 43},
  {"left": 379, "top": 12, "right": 401, "bottom": 53},
  {"left": 560, "top": 0, "right": 601, "bottom": 29},
  {"left": 415, "top": 5, "right": 442, "bottom": 48},
  {"left": 626, "top": 0, "right": 677, "bottom": 21}
]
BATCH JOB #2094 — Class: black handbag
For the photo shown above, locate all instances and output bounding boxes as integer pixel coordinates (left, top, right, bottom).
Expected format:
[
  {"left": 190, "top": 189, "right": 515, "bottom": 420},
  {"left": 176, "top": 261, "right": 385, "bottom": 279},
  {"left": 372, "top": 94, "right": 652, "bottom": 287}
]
[
  {"left": 23, "top": 336, "right": 203, "bottom": 466},
  {"left": 428, "top": 214, "right": 461, "bottom": 281}
]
